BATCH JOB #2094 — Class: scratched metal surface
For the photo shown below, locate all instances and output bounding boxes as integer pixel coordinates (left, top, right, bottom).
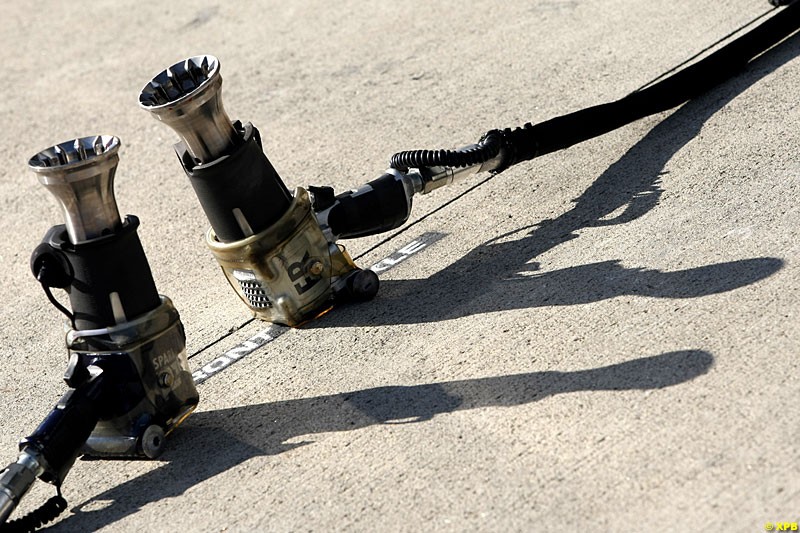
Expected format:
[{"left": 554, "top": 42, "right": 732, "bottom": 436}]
[{"left": 0, "top": 1, "right": 798, "bottom": 531}]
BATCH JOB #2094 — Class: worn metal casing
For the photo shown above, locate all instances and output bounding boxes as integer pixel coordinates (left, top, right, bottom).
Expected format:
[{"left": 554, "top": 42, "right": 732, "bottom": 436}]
[
  {"left": 67, "top": 297, "right": 199, "bottom": 458},
  {"left": 207, "top": 187, "right": 358, "bottom": 326}
]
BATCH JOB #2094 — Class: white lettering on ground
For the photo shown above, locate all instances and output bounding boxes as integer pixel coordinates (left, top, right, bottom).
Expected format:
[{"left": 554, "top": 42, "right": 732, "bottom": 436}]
[
  {"left": 192, "top": 326, "right": 286, "bottom": 384},
  {"left": 192, "top": 232, "right": 446, "bottom": 384},
  {"left": 370, "top": 232, "right": 445, "bottom": 274}
]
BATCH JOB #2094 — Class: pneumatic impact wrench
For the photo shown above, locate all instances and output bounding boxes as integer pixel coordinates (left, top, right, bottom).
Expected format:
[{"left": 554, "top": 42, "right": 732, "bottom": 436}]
[
  {"left": 0, "top": 136, "right": 199, "bottom": 530},
  {"left": 139, "top": 55, "right": 400, "bottom": 327}
]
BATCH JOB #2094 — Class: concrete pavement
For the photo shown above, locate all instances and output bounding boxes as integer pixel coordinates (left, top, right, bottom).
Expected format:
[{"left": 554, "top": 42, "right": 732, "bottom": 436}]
[{"left": 0, "top": 1, "right": 798, "bottom": 531}]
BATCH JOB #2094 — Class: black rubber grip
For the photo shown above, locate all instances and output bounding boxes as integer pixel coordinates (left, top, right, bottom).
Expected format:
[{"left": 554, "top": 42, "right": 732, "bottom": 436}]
[
  {"left": 42, "top": 216, "right": 160, "bottom": 330},
  {"left": 326, "top": 173, "right": 412, "bottom": 239},
  {"left": 19, "top": 374, "right": 106, "bottom": 485},
  {"left": 177, "top": 122, "right": 293, "bottom": 242}
]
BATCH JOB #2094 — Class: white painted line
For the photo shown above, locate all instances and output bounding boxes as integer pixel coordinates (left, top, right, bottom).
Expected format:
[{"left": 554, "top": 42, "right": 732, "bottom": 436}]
[
  {"left": 192, "top": 231, "right": 446, "bottom": 385},
  {"left": 369, "top": 232, "right": 446, "bottom": 274},
  {"left": 192, "top": 325, "right": 288, "bottom": 384}
]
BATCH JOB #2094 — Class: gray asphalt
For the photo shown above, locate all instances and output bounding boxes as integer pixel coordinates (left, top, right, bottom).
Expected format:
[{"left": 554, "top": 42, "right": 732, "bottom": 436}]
[{"left": 1, "top": 1, "right": 798, "bottom": 531}]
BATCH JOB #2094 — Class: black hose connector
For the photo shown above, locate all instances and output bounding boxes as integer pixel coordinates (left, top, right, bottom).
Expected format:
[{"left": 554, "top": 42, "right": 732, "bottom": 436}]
[{"left": 326, "top": 173, "right": 413, "bottom": 239}]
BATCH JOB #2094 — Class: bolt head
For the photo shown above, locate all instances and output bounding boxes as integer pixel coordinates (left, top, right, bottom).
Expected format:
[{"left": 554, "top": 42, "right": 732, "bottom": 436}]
[
  {"left": 159, "top": 372, "right": 174, "bottom": 388},
  {"left": 306, "top": 259, "right": 324, "bottom": 277}
]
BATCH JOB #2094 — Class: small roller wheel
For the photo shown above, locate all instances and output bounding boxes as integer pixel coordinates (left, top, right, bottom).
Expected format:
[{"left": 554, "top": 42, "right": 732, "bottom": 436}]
[
  {"left": 139, "top": 425, "right": 166, "bottom": 459},
  {"left": 347, "top": 269, "right": 380, "bottom": 301}
]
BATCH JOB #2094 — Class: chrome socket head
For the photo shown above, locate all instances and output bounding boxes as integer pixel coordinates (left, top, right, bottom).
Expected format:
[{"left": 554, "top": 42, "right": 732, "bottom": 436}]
[
  {"left": 138, "top": 55, "right": 237, "bottom": 164},
  {"left": 29, "top": 135, "right": 122, "bottom": 244}
]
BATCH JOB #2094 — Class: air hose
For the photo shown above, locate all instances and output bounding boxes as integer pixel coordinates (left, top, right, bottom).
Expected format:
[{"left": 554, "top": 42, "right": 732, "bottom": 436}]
[
  {"left": 1, "top": 492, "right": 67, "bottom": 533},
  {"left": 389, "top": 131, "right": 503, "bottom": 172},
  {"left": 390, "top": 0, "right": 800, "bottom": 173}
]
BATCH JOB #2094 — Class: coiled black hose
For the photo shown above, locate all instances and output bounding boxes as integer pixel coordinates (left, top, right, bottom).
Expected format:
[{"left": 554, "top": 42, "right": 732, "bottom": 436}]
[
  {"left": 390, "top": 0, "right": 800, "bottom": 173},
  {"left": 1, "top": 493, "right": 67, "bottom": 533},
  {"left": 390, "top": 130, "right": 503, "bottom": 171}
]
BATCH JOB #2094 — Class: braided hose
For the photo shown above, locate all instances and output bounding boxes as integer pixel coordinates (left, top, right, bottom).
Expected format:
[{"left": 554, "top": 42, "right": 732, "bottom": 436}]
[
  {"left": 2, "top": 493, "right": 67, "bottom": 533},
  {"left": 389, "top": 131, "right": 503, "bottom": 171}
]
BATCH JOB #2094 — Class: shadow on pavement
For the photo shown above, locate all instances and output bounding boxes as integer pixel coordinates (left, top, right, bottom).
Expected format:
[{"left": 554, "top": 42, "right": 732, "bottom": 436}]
[
  {"left": 46, "top": 19, "right": 800, "bottom": 533},
  {"left": 60, "top": 349, "right": 712, "bottom": 531},
  {"left": 309, "top": 32, "right": 800, "bottom": 328}
]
